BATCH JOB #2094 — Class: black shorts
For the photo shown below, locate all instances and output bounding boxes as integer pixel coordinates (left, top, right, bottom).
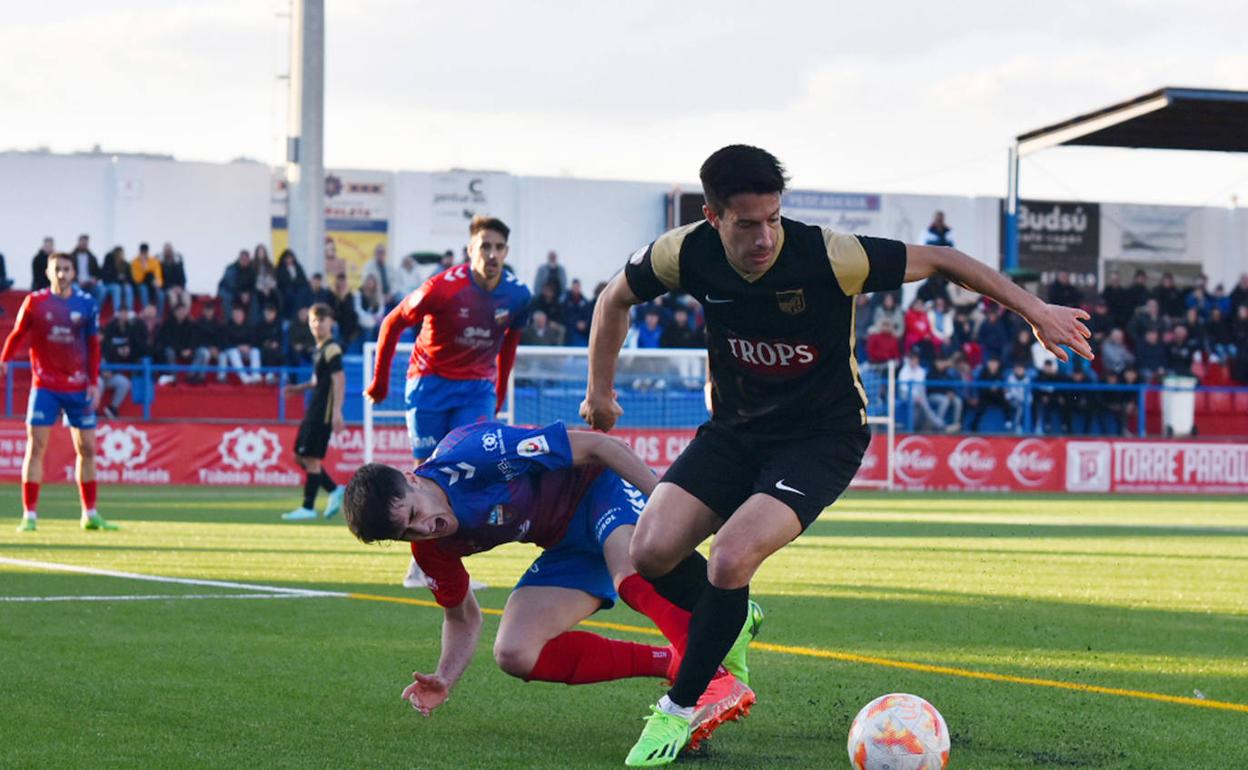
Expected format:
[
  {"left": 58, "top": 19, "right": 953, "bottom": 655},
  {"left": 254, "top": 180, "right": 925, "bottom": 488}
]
[
  {"left": 294, "top": 419, "right": 332, "bottom": 460},
  {"left": 661, "top": 421, "right": 870, "bottom": 530}
]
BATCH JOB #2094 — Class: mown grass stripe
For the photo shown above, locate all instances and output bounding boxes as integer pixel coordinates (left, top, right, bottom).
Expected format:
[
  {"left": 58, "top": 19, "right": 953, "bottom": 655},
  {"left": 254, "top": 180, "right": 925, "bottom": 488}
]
[
  {"left": 0, "top": 593, "right": 325, "bottom": 603},
  {"left": 348, "top": 591, "right": 1248, "bottom": 714}
]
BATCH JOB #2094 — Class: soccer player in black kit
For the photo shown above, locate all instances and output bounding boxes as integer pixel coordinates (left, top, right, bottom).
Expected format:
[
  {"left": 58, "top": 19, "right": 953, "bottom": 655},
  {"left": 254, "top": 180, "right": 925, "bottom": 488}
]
[
  {"left": 281, "top": 303, "right": 346, "bottom": 521},
  {"left": 581, "top": 145, "right": 1095, "bottom": 766}
]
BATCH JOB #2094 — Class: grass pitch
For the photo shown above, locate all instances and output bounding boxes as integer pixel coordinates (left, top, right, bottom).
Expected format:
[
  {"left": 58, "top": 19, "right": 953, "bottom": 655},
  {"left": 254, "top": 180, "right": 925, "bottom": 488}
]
[{"left": 1, "top": 486, "right": 1245, "bottom": 769}]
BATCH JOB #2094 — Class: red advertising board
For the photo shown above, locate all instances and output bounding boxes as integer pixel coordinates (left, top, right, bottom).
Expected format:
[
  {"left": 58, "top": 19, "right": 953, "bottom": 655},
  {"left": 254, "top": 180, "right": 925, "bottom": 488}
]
[
  {"left": 852, "top": 433, "right": 1248, "bottom": 495},
  {"left": 2, "top": 419, "right": 1244, "bottom": 495}
]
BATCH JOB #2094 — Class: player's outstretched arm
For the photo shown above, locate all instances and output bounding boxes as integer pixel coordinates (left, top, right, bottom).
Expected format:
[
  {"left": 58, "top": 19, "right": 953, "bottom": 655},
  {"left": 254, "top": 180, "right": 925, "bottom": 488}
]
[
  {"left": 402, "top": 589, "right": 482, "bottom": 717},
  {"left": 581, "top": 273, "right": 638, "bottom": 432},
  {"left": 567, "top": 430, "right": 657, "bottom": 496},
  {"left": 367, "top": 292, "right": 425, "bottom": 403},
  {"left": 904, "top": 244, "right": 1094, "bottom": 362}
]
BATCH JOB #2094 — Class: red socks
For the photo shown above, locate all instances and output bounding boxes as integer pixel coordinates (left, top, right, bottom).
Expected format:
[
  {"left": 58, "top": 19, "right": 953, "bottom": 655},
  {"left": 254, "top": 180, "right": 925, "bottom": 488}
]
[
  {"left": 79, "top": 480, "right": 98, "bottom": 512},
  {"left": 526, "top": 631, "right": 673, "bottom": 685},
  {"left": 22, "top": 481, "right": 40, "bottom": 513},
  {"left": 618, "top": 573, "right": 691, "bottom": 654}
]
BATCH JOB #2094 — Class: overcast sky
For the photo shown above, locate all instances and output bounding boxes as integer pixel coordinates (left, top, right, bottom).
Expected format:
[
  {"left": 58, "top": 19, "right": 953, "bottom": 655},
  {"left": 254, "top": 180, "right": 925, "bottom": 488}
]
[{"left": 4, "top": 0, "right": 1248, "bottom": 206}]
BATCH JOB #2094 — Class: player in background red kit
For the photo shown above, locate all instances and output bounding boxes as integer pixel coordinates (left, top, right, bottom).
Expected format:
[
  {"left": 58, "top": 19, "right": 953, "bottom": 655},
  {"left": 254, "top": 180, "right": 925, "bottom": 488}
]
[
  {"left": 366, "top": 215, "right": 531, "bottom": 589},
  {"left": 1, "top": 253, "right": 116, "bottom": 532}
]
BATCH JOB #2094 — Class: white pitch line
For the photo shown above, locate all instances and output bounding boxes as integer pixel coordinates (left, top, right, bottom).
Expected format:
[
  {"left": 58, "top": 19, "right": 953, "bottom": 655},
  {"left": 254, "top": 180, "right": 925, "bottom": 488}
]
[
  {"left": 1, "top": 593, "right": 328, "bottom": 603},
  {"left": 0, "top": 556, "right": 348, "bottom": 598}
]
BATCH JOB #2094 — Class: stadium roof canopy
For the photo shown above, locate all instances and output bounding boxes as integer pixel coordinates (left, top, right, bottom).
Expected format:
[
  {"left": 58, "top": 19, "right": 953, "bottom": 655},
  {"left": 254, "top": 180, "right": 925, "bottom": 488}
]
[
  {"left": 1014, "top": 87, "right": 1248, "bottom": 157},
  {"left": 1003, "top": 87, "right": 1248, "bottom": 269}
]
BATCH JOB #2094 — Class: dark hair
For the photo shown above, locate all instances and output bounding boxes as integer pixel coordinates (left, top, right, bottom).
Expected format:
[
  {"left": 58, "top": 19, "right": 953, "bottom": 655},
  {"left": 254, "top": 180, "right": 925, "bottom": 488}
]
[
  {"left": 343, "top": 463, "right": 409, "bottom": 543},
  {"left": 309, "top": 302, "right": 334, "bottom": 320},
  {"left": 49, "top": 252, "right": 75, "bottom": 270},
  {"left": 469, "top": 214, "right": 510, "bottom": 241},
  {"left": 699, "top": 144, "right": 788, "bottom": 215},
  {"left": 139, "top": 242, "right": 149, "bottom": 252}
]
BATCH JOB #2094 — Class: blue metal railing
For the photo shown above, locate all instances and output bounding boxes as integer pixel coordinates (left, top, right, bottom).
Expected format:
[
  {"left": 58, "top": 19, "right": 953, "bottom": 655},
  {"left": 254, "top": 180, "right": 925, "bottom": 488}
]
[
  {"left": 3, "top": 359, "right": 313, "bottom": 422},
  {"left": 895, "top": 378, "right": 1248, "bottom": 437}
]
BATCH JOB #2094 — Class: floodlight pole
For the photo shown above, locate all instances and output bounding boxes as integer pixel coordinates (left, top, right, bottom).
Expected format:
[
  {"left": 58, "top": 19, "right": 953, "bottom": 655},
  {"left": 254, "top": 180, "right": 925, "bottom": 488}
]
[
  {"left": 1004, "top": 143, "right": 1020, "bottom": 272},
  {"left": 286, "top": 0, "right": 325, "bottom": 275}
]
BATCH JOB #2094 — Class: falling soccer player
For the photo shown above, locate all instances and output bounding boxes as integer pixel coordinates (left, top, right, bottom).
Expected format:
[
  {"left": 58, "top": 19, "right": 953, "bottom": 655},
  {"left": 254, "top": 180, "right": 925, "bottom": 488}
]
[{"left": 341, "top": 421, "right": 762, "bottom": 751}]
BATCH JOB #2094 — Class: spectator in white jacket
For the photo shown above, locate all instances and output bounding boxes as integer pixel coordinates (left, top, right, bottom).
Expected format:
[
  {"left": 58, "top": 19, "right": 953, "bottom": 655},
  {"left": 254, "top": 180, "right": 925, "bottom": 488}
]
[
  {"left": 361, "top": 243, "right": 402, "bottom": 307},
  {"left": 355, "top": 273, "right": 386, "bottom": 341}
]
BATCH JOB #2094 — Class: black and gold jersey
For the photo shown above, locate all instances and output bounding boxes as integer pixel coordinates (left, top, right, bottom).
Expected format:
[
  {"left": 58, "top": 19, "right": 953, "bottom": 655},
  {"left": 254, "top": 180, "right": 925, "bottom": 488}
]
[
  {"left": 307, "top": 339, "right": 344, "bottom": 426},
  {"left": 624, "top": 217, "right": 906, "bottom": 436}
]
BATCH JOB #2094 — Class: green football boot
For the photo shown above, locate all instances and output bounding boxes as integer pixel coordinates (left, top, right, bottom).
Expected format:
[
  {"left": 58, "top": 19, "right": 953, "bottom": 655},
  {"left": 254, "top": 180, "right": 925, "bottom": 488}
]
[
  {"left": 721, "top": 599, "right": 764, "bottom": 686},
  {"left": 16, "top": 517, "right": 36, "bottom": 533},
  {"left": 81, "top": 514, "right": 119, "bottom": 531},
  {"left": 624, "top": 706, "right": 691, "bottom": 767}
]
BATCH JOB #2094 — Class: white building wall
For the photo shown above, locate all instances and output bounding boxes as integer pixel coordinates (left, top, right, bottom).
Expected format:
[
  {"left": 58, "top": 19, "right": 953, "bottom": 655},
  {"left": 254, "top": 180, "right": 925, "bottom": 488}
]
[
  {"left": 0, "top": 154, "right": 114, "bottom": 288},
  {"left": 2, "top": 151, "right": 1243, "bottom": 299},
  {"left": 0, "top": 153, "right": 268, "bottom": 293}
]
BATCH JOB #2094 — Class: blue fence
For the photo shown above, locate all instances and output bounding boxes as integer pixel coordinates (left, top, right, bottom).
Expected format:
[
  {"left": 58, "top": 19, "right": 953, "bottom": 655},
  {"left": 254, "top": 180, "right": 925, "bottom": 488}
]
[{"left": 898, "top": 378, "right": 1248, "bottom": 437}]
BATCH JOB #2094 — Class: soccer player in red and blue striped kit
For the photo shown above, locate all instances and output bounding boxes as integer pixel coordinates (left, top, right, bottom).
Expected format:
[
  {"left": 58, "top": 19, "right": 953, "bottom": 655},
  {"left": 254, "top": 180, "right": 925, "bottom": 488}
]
[
  {"left": 1, "top": 252, "right": 117, "bottom": 532},
  {"left": 366, "top": 215, "right": 531, "bottom": 589},
  {"left": 341, "top": 421, "right": 759, "bottom": 751}
]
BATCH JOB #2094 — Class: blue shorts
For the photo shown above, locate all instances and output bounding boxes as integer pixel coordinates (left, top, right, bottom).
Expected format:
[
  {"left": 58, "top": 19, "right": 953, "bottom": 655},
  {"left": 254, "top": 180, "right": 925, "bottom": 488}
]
[
  {"left": 404, "top": 374, "right": 495, "bottom": 459},
  {"left": 27, "top": 388, "right": 96, "bottom": 429},
  {"left": 514, "top": 470, "right": 647, "bottom": 609}
]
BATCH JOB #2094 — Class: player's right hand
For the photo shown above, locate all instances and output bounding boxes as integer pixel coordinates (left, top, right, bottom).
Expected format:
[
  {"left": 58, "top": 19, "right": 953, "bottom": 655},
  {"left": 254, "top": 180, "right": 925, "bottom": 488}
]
[
  {"left": 402, "top": 671, "right": 450, "bottom": 717},
  {"left": 579, "top": 390, "right": 622, "bottom": 432},
  {"left": 364, "top": 381, "right": 388, "bottom": 404}
]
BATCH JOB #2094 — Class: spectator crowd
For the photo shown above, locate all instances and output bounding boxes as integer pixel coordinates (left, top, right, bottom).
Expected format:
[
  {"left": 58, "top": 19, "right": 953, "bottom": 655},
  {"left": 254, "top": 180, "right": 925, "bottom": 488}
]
[
  {"left": 4, "top": 230, "right": 1247, "bottom": 438},
  {"left": 864, "top": 267, "right": 1248, "bottom": 435}
]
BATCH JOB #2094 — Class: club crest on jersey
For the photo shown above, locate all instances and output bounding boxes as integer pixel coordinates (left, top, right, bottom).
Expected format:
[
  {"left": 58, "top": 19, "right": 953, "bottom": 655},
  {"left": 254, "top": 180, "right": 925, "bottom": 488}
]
[
  {"left": 517, "top": 435, "right": 550, "bottom": 457},
  {"left": 70, "top": 311, "right": 82, "bottom": 323},
  {"left": 486, "top": 504, "right": 511, "bottom": 526},
  {"left": 776, "top": 289, "right": 806, "bottom": 315},
  {"left": 494, "top": 308, "right": 511, "bottom": 326}
]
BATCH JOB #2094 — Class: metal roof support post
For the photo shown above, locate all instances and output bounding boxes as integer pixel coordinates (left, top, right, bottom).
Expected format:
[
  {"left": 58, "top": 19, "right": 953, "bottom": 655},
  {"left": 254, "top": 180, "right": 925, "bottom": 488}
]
[{"left": 1004, "top": 143, "right": 1020, "bottom": 272}]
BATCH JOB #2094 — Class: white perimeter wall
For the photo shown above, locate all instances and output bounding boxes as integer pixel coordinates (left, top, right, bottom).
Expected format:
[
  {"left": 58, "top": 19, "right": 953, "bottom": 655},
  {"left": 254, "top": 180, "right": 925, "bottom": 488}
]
[{"left": 0, "top": 154, "right": 270, "bottom": 293}]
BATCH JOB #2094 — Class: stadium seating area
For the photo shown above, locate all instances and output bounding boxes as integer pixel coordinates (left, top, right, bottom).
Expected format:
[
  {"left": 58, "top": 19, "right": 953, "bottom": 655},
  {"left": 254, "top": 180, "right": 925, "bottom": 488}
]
[{"left": 4, "top": 238, "right": 1248, "bottom": 437}]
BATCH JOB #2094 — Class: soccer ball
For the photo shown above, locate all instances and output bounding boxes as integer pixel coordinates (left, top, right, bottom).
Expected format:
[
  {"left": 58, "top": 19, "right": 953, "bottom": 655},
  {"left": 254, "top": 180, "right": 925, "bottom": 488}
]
[{"left": 847, "top": 693, "right": 950, "bottom": 770}]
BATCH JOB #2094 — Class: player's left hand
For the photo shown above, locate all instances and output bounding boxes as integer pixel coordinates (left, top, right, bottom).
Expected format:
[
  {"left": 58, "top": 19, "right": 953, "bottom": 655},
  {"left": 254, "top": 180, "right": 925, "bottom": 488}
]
[
  {"left": 332, "top": 413, "right": 345, "bottom": 433},
  {"left": 1029, "top": 303, "right": 1094, "bottom": 362},
  {"left": 87, "top": 385, "right": 101, "bottom": 412},
  {"left": 402, "top": 671, "right": 450, "bottom": 717},
  {"left": 364, "top": 380, "right": 388, "bottom": 405}
]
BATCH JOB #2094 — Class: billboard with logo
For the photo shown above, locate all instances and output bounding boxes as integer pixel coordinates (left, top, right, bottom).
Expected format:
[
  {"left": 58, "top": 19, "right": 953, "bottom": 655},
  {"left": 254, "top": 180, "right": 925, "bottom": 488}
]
[
  {"left": 1000, "top": 199, "right": 1100, "bottom": 297},
  {"left": 853, "top": 434, "right": 1247, "bottom": 495},
  {"left": 271, "top": 168, "right": 392, "bottom": 289},
  {"left": 1065, "top": 440, "right": 1248, "bottom": 494},
  {"left": 5, "top": 421, "right": 1244, "bottom": 496},
  {"left": 431, "top": 171, "right": 516, "bottom": 236}
]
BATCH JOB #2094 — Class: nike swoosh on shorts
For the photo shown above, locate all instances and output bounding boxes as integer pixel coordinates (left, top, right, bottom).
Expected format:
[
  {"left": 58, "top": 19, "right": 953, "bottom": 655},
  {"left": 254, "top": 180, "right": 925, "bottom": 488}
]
[{"left": 774, "top": 479, "right": 805, "bottom": 495}]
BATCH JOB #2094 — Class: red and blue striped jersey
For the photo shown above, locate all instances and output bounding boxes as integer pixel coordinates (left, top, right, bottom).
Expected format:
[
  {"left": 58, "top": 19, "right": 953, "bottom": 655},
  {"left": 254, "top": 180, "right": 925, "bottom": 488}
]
[
  {"left": 376, "top": 265, "right": 531, "bottom": 384},
  {"left": 1, "top": 288, "right": 100, "bottom": 392}
]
